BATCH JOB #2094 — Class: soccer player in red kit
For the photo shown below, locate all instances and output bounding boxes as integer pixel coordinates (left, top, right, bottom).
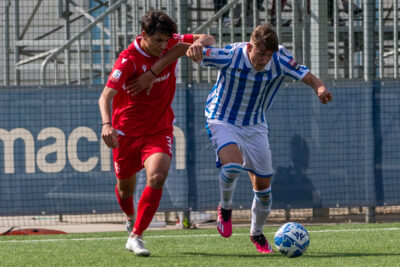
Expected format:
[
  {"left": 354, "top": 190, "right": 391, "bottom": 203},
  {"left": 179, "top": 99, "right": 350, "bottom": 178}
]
[{"left": 98, "top": 9, "right": 214, "bottom": 256}]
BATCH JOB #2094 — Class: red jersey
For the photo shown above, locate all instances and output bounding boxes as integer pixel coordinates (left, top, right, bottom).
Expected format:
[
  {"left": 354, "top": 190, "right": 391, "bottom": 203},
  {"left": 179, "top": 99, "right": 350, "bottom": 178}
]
[{"left": 106, "top": 34, "right": 194, "bottom": 137}]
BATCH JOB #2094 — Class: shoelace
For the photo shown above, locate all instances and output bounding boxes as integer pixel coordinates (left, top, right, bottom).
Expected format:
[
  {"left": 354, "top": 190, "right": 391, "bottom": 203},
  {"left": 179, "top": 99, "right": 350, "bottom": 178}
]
[{"left": 135, "top": 237, "right": 146, "bottom": 248}]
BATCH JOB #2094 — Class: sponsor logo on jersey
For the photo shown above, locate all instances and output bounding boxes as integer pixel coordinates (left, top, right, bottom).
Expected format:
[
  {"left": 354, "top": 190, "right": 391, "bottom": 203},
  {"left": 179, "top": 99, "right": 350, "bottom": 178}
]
[
  {"left": 154, "top": 72, "right": 170, "bottom": 83},
  {"left": 289, "top": 58, "right": 300, "bottom": 70},
  {"left": 110, "top": 69, "right": 122, "bottom": 82},
  {"left": 205, "top": 48, "right": 213, "bottom": 57},
  {"left": 173, "top": 34, "right": 183, "bottom": 40},
  {"left": 141, "top": 65, "right": 147, "bottom": 72}
]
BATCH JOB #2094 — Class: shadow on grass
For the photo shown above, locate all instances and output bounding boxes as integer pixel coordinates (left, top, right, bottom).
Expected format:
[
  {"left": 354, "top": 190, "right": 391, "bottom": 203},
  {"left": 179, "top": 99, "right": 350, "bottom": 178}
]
[
  {"left": 181, "top": 252, "right": 281, "bottom": 258},
  {"left": 303, "top": 252, "right": 400, "bottom": 258},
  {"left": 181, "top": 251, "right": 400, "bottom": 258}
]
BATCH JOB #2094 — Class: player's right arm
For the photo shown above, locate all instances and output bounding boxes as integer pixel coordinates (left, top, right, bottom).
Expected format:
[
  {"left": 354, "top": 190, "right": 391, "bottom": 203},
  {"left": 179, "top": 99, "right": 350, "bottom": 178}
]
[
  {"left": 98, "top": 86, "right": 119, "bottom": 148},
  {"left": 302, "top": 72, "right": 332, "bottom": 104},
  {"left": 98, "top": 56, "right": 134, "bottom": 148}
]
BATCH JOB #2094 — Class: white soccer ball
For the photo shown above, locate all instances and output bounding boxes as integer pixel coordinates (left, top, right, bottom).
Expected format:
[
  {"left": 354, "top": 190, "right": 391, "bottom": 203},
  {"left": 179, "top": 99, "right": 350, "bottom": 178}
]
[{"left": 274, "top": 222, "right": 310, "bottom": 258}]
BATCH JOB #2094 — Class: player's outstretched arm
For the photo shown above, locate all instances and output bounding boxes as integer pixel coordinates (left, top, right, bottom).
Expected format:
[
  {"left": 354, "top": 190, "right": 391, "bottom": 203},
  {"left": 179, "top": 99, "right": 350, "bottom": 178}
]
[
  {"left": 127, "top": 34, "right": 214, "bottom": 96},
  {"left": 302, "top": 72, "right": 332, "bottom": 104},
  {"left": 126, "top": 42, "right": 192, "bottom": 96},
  {"left": 98, "top": 86, "right": 119, "bottom": 148}
]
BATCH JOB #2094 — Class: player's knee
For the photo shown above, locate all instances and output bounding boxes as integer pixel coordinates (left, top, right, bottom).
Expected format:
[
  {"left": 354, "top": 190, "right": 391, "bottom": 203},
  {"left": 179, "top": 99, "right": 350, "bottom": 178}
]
[
  {"left": 147, "top": 172, "right": 167, "bottom": 188},
  {"left": 221, "top": 163, "right": 243, "bottom": 182},
  {"left": 117, "top": 185, "right": 133, "bottom": 199}
]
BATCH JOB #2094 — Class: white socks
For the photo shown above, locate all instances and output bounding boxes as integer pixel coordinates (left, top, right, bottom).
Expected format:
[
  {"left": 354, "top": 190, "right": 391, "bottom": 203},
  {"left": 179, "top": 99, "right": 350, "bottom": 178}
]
[
  {"left": 250, "top": 186, "right": 272, "bottom": 236},
  {"left": 219, "top": 163, "right": 243, "bottom": 209}
]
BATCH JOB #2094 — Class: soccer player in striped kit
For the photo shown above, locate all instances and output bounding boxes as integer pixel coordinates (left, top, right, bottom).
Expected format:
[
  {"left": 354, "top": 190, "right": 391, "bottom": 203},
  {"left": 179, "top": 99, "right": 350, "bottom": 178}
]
[
  {"left": 188, "top": 24, "right": 332, "bottom": 254},
  {"left": 99, "top": 9, "right": 214, "bottom": 256}
]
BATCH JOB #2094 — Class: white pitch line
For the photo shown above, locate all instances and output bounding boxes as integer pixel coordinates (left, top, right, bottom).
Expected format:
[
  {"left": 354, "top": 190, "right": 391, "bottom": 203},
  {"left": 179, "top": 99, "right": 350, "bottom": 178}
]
[{"left": 1, "top": 227, "right": 399, "bottom": 243}]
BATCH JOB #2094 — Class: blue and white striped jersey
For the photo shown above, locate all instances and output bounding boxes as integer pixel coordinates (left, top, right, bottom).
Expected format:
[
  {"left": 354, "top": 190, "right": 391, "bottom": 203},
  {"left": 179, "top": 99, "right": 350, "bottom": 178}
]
[{"left": 201, "top": 42, "right": 309, "bottom": 126}]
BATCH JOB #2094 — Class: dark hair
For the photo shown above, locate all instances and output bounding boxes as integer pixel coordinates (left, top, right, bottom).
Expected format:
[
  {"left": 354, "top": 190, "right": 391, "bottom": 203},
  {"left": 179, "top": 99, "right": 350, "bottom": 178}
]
[
  {"left": 141, "top": 9, "right": 177, "bottom": 37},
  {"left": 251, "top": 24, "right": 279, "bottom": 52}
]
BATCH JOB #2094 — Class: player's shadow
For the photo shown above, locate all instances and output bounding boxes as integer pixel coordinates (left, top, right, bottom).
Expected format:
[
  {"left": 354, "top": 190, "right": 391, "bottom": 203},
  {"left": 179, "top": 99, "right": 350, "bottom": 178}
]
[
  {"left": 272, "top": 134, "right": 321, "bottom": 209},
  {"left": 181, "top": 252, "right": 282, "bottom": 258},
  {"left": 303, "top": 252, "right": 400, "bottom": 258},
  {"left": 182, "top": 251, "right": 400, "bottom": 258}
]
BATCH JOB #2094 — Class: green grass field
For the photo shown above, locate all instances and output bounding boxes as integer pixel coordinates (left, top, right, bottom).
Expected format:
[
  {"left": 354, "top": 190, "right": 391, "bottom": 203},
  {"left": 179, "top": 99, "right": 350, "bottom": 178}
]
[{"left": 1, "top": 222, "right": 400, "bottom": 266}]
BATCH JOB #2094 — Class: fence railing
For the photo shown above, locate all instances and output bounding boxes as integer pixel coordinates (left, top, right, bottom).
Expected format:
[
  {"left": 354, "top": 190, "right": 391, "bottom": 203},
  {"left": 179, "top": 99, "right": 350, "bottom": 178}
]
[
  {"left": 40, "top": 0, "right": 128, "bottom": 85},
  {"left": 1, "top": 0, "right": 399, "bottom": 85}
]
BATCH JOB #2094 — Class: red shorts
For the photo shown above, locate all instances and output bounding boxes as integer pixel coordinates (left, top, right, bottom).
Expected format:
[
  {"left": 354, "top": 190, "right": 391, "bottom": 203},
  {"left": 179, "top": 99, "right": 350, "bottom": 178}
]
[{"left": 112, "top": 131, "right": 173, "bottom": 179}]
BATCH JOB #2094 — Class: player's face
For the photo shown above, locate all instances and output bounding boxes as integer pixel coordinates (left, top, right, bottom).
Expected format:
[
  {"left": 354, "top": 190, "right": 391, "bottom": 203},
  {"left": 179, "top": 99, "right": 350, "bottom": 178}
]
[
  {"left": 247, "top": 43, "right": 274, "bottom": 71},
  {"left": 141, "top": 31, "right": 171, "bottom": 57}
]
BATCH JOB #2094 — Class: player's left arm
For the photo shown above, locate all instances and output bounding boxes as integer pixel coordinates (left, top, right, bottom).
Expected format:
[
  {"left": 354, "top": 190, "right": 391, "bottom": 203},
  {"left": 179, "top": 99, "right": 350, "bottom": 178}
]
[
  {"left": 127, "top": 34, "right": 214, "bottom": 96},
  {"left": 301, "top": 72, "right": 332, "bottom": 104},
  {"left": 126, "top": 42, "right": 192, "bottom": 96}
]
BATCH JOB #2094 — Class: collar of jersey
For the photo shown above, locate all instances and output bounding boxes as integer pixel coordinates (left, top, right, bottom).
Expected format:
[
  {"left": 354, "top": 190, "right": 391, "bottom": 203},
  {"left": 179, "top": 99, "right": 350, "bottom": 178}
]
[
  {"left": 242, "top": 43, "right": 271, "bottom": 72},
  {"left": 134, "top": 37, "right": 151, "bottom": 58}
]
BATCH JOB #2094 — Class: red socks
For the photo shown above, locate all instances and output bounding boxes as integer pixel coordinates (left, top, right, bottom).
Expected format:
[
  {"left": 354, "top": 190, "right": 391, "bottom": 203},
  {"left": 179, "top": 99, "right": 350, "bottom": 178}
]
[
  {"left": 133, "top": 186, "right": 163, "bottom": 236},
  {"left": 115, "top": 184, "right": 134, "bottom": 217}
]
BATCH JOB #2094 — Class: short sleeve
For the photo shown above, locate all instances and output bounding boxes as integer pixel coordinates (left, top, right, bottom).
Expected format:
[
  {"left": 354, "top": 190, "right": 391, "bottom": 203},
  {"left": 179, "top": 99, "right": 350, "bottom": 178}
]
[
  {"left": 278, "top": 45, "right": 309, "bottom": 80},
  {"left": 200, "top": 43, "right": 237, "bottom": 69},
  {"left": 105, "top": 56, "right": 135, "bottom": 90},
  {"left": 167, "top": 34, "right": 194, "bottom": 49}
]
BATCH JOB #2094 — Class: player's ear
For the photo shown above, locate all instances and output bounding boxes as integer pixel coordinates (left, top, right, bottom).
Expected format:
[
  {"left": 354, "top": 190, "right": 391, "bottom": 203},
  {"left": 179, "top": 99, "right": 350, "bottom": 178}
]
[{"left": 247, "top": 43, "right": 253, "bottom": 52}]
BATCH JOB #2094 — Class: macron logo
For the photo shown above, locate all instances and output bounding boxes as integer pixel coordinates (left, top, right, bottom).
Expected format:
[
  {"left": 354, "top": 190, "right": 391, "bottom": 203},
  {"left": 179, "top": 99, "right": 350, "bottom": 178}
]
[
  {"left": 122, "top": 58, "right": 128, "bottom": 64},
  {"left": 142, "top": 65, "right": 147, "bottom": 72}
]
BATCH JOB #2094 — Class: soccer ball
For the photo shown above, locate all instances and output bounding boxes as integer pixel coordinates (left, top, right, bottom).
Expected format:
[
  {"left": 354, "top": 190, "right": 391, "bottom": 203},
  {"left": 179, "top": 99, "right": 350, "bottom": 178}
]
[{"left": 274, "top": 222, "right": 310, "bottom": 258}]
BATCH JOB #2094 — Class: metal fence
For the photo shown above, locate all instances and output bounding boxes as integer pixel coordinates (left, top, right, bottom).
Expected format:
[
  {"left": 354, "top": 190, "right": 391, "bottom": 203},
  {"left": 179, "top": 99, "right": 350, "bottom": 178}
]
[
  {"left": 0, "top": 0, "right": 400, "bottom": 227},
  {"left": 1, "top": 0, "right": 399, "bottom": 86}
]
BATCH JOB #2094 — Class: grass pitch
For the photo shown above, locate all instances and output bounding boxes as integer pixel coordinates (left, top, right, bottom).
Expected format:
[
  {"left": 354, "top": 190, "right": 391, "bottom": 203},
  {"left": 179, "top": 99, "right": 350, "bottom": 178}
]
[{"left": 1, "top": 222, "right": 400, "bottom": 266}]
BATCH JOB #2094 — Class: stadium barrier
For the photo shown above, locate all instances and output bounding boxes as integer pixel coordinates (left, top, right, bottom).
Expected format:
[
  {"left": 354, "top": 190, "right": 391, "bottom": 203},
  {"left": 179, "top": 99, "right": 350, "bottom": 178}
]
[{"left": 1, "top": 80, "right": 400, "bottom": 226}]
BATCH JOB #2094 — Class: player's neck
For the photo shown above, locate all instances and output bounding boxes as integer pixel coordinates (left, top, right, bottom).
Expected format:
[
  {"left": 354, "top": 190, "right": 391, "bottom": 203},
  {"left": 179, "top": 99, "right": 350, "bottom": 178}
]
[{"left": 140, "top": 39, "right": 152, "bottom": 56}]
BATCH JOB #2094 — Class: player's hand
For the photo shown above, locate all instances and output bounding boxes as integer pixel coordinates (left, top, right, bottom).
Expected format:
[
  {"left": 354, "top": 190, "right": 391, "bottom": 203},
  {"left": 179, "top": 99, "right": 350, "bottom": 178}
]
[
  {"left": 318, "top": 89, "right": 332, "bottom": 104},
  {"left": 186, "top": 42, "right": 204, "bottom": 63},
  {"left": 126, "top": 71, "right": 155, "bottom": 96},
  {"left": 101, "top": 124, "right": 119, "bottom": 148}
]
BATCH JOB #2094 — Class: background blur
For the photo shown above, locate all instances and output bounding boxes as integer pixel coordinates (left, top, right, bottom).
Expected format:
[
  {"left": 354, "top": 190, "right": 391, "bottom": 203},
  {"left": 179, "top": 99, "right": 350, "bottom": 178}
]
[{"left": 1, "top": 0, "right": 399, "bottom": 228}]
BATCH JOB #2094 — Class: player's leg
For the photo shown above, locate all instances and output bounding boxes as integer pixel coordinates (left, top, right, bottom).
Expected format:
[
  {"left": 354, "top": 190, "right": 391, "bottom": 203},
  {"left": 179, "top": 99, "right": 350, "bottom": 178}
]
[
  {"left": 248, "top": 173, "right": 273, "bottom": 253},
  {"left": 115, "top": 175, "right": 136, "bottom": 233},
  {"left": 127, "top": 132, "right": 173, "bottom": 256},
  {"left": 126, "top": 152, "right": 171, "bottom": 257},
  {"left": 113, "top": 135, "right": 141, "bottom": 234},
  {"left": 133, "top": 152, "right": 171, "bottom": 236},
  {"left": 114, "top": 135, "right": 153, "bottom": 256},
  {"left": 241, "top": 130, "right": 273, "bottom": 253},
  {"left": 217, "top": 144, "right": 244, "bottom": 237},
  {"left": 218, "top": 144, "right": 243, "bottom": 209},
  {"left": 207, "top": 120, "right": 244, "bottom": 238}
]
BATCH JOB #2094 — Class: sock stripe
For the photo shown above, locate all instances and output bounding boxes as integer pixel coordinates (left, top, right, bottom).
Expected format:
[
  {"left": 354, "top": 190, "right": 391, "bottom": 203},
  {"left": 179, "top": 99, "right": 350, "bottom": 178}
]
[
  {"left": 223, "top": 163, "right": 243, "bottom": 173},
  {"left": 221, "top": 172, "right": 235, "bottom": 183},
  {"left": 254, "top": 187, "right": 272, "bottom": 208},
  {"left": 220, "top": 163, "right": 243, "bottom": 183}
]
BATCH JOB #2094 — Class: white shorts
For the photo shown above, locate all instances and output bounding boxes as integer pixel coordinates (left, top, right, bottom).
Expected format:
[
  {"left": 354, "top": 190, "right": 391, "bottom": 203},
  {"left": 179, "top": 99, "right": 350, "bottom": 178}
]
[{"left": 206, "top": 119, "right": 273, "bottom": 178}]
